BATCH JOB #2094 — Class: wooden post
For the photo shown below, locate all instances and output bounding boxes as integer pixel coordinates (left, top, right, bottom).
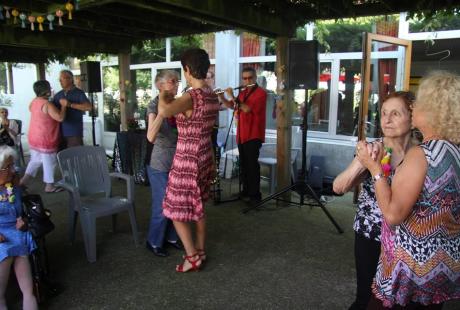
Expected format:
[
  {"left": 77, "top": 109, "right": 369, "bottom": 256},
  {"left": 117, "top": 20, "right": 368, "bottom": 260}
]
[
  {"left": 275, "top": 37, "right": 292, "bottom": 192},
  {"left": 118, "top": 52, "right": 131, "bottom": 131},
  {"left": 35, "top": 63, "right": 46, "bottom": 81},
  {"left": 7, "top": 63, "right": 14, "bottom": 94}
]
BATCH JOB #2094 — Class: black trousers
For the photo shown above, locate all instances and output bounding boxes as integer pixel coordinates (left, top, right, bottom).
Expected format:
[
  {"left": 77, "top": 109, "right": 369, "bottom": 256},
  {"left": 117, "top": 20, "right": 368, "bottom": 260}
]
[
  {"left": 350, "top": 232, "right": 381, "bottom": 310},
  {"left": 238, "top": 139, "right": 262, "bottom": 200}
]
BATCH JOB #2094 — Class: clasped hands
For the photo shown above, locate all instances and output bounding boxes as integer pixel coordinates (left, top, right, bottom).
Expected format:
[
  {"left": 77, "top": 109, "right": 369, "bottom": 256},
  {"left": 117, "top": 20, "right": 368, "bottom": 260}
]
[
  {"left": 59, "top": 98, "right": 70, "bottom": 108},
  {"left": 355, "top": 140, "right": 385, "bottom": 173},
  {"left": 0, "top": 218, "right": 26, "bottom": 243},
  {"left": 157, "top": 89, "right": 176, "bottom": 116}
]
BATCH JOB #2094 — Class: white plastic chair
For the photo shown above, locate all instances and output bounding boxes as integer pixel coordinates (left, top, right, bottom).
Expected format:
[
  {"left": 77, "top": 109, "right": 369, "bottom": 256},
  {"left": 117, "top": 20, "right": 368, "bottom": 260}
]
[{"left": 57, "top": 146, "right": 139, "bottom": 263}]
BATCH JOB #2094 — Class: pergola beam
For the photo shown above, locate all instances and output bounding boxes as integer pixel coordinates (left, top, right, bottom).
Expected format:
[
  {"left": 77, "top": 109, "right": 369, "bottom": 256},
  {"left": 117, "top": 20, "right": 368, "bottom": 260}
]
[
  {"left": 121, "top": 0, "right": 296, "bottom": 37},
  {"left": 0, "top": 27, "right": 132, "bottom": 55}
]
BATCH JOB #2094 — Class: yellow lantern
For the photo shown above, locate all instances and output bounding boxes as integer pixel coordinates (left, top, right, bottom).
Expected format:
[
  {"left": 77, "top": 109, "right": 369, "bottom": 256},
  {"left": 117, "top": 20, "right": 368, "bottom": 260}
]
[
  {"left": 11, "top": 9, "right": 19, "bottom": 24},
  {"left": 36, "top": 16, "right": 45, "bottom": 31},
  {"left": 65, "top": 2, "right": 74, "bottom": 20}
]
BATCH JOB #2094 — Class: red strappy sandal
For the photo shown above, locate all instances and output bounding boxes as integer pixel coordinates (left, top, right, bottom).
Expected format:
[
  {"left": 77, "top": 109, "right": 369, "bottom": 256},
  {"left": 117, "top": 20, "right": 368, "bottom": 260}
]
[
  {"left": 176, "top": 254, "right": 202, "bottom": 273},
  {"left": 196, "top": 249, "right": 207, "bottom": 261},
  {"left": 182, "top": 249, "right": 207, "bottom": 261}
]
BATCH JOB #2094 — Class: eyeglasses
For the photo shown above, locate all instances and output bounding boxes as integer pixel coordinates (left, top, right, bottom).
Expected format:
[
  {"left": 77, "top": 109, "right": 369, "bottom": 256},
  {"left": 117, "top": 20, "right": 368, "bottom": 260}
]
[
  {"left": 242, "top": 76, "right": 254, "bottom": 80},
  {"left": 168, "top": 79, "right": 180, "bottom": 85},
  {"left": 0, "top": 164, "right": 14, "bottom": 173}
]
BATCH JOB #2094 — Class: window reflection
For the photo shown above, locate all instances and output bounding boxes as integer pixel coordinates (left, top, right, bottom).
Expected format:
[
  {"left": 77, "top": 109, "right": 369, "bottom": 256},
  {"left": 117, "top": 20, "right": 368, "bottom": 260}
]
[{"left": 337, "top": 60, "right": 362, "bottom": 136}]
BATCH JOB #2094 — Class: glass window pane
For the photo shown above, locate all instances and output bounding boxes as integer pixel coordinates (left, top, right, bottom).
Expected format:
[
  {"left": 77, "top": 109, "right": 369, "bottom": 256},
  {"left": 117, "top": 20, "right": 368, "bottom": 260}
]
[
  {"left": 202, "top": 33, "right": 215, "bottom": 59},
  {"left": 238, "top": 62, "right": 276, "bottom": 130},
  {"left": 102, "top": 66, "right": 121, "bottom": 132},
  {"left": 306, "top": 62, "right": 331, "bottom": 132},
  {"left": 240, "top": 33, "right": 275, "bottom": 57},
  {"left": 0, "top": 63, "right": 7, "bottom": 94},
  {"left": 337, "top": 60, "right": 362, "bottom": 136},
  {"left": 131, "top": 69, "right": 153, "bottom": 129}
]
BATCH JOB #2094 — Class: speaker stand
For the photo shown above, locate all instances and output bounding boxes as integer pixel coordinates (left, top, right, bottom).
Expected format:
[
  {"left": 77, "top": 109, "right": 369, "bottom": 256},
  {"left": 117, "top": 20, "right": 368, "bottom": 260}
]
[
  {"left": 242, "top": 88, "right": 343, "bottom": 234},
  {"left": 89, "top": 93, "right": 97, "bottom": 146}
]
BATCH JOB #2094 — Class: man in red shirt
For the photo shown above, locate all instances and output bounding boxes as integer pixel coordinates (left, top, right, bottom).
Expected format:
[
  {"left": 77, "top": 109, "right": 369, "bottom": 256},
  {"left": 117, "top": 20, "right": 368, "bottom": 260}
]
[{"left": 219, "top": 67, "right": 267, "bottom": 202}]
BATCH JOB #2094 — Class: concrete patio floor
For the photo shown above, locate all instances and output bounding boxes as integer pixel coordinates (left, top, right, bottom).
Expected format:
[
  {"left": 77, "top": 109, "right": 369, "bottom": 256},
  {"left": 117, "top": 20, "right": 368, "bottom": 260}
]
[{"left": 7, "top": 174, "right": 460, "bottom": 310}]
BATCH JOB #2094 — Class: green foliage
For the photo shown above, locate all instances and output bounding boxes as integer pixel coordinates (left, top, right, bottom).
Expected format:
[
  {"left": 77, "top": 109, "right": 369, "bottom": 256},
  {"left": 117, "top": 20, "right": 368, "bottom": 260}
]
[
  {"left": 171, "top": 35, "right": 203, "bottom": 61},
  {"left": 131, "top": 39, "right": 167, "bottom": 64},
  {"left": 313, "top": 18, "right": 374, "bottom": 53},
  {"left": 409, "top": 9, "right": 460, "bottom": 32}
]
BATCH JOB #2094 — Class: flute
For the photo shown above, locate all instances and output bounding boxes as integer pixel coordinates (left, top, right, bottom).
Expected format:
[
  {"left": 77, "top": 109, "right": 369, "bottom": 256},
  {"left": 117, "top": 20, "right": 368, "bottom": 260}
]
[{"left": 214, "top": 84, "right": 256, "bottom": 94}]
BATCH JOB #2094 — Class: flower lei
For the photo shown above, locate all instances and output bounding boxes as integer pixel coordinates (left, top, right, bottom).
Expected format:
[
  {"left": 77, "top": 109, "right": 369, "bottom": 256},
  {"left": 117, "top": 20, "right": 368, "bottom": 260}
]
[
  {"left": 0, "top": 182, "right": 15, "bottom": 203},
  {"left": 166, "top": 116, "right": 178, "bottom": 135},
  {"left": 381, "top": 147, "right": 392, "bottom": 177}
]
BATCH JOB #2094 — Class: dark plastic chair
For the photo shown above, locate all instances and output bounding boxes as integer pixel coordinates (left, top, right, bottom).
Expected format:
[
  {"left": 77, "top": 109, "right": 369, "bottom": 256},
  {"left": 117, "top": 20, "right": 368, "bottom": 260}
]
[
  {"left": 57, "top": 146, "right": 139, "bottom": 263},
  {"left": 307, "top": 155, "right": 325, "bottom": 195},
  {"left": 10, "top": 119, "right": 26, "bottom": 168}
]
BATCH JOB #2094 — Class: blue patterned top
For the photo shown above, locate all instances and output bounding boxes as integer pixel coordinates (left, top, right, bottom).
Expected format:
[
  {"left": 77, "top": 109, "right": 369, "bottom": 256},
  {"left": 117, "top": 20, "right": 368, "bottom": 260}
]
[
  {"left": 0, "top": 186, "right": 36, "bottom": 261},
  {"left": 0, "top": 187, "right": 22, "bottom": 224}
]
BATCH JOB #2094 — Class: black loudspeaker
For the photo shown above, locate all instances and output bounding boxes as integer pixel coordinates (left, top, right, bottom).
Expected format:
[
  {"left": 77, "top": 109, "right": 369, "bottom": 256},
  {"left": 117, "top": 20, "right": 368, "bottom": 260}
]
[
  {"left": 80, "top": 61, "right": 102, "bottom": 93},
  {"left": 287, "top": 40, "right": 319, "bottom": 89}
]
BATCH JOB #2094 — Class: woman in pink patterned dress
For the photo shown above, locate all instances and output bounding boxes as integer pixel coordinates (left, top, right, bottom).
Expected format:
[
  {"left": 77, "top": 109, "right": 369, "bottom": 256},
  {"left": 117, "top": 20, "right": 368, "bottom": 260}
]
[{"left": 152, "top": 48, "right": 219, "bottom": 272}]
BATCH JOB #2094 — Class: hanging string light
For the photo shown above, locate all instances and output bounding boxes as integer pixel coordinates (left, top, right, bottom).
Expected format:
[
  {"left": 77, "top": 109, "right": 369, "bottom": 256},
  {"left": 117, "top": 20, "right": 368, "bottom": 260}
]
[
  {"left": 28, "top": 15, "right": 36, "bottom": 31},
  {"left": 47, "top": 14, "right": 55, "bottom": 30},
  {"left": 65, "top": 2, "right": 74, "bottom": 20},
  {"left": 4, "top": 6, "right": 10, "bottom": 18},
  {"left": 19, "top": 13, "right": 27, "bottom": 28},
  {"left": 11, "top": 9, "right": 19, "bottom": 24},
  {"left": 37, "top": 16, "right": 45, "bottom": 31},
  {"left": 56, "top": 9, "right": 64, "bottom": 26}
]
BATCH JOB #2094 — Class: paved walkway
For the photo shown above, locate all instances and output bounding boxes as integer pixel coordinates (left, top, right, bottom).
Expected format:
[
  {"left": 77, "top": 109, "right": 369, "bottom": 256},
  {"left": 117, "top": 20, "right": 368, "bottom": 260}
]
[{"left": 7, "top": 177, "right": 460, "bottom": 309}]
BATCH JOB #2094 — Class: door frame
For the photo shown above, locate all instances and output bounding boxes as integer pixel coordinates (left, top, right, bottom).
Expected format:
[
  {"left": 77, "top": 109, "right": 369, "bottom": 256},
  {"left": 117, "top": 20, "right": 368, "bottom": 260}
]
[{"left": 358, "top": 33, "right": 412, "bottom": 141}]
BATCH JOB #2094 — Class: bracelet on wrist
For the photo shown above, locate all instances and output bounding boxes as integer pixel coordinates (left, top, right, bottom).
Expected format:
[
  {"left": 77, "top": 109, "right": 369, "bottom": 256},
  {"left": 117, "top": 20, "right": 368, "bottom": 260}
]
[{"left": 372, "top": 173, "right": 385, "bottom": 183}]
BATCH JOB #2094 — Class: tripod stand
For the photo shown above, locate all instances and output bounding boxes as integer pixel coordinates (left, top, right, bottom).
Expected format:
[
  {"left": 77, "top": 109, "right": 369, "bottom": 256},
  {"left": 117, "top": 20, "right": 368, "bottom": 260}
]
[
  {"left": 89, "top": 92, "right": 97, "bottom": 146},
  {"left": 213, "top": 99, "right": 242, "bottom": 204},
  {"left": 242, "top": 95, "right": 343, "bottom": 234}
]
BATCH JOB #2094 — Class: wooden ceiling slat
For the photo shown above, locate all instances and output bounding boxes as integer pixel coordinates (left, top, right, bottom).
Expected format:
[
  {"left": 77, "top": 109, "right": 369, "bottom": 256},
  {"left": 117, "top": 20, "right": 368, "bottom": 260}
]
[{"left": 1, "top": 0, "right": 459, "bottom": 62}]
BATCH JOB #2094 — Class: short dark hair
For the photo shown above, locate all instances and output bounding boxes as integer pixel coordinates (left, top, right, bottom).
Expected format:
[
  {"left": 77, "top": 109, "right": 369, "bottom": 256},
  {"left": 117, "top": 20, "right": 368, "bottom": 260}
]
[
  {"left": 60, "top": 69, "right": 74, "bottom": 79},
  {"left": 33, "top": 80, "right": 51, "bottom": 97},
  {"left": 242, "top": 67, "right": 257, "bottom": 76},
  {"left": 180, "top": 48, "right": 210, "bottom": 79}
]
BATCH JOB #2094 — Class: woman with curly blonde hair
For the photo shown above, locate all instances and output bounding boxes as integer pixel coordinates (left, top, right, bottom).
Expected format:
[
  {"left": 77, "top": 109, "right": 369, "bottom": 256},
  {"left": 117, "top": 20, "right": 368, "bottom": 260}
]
[{"left": 356, "top": 71, "right": 460, "bottom": 309}]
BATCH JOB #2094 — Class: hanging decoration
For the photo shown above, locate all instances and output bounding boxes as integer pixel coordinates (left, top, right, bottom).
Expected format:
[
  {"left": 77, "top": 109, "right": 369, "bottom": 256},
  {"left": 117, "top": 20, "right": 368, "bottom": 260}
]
[
  {"left": 37, "top": 16, "right": 45, "bottom": 31},
  {"left": 47, "top": 14, "right": 55, "bottom": 30},
  {"left": 65, "top": 2, "right": 74, "bottom": 20},
  {"left": 28, "top": 15, "right": 36, "bottom": 31},
  {"left": 19, "top": 13, "right": 27, "bottom": 28},
  {"left": 2, "top": 2, "right": 76, "bottom": 32},
  {"left": 4, "top": 6, "right": 10, "bottom": 18},
  {"left": 56, "top": 9, "right": 64, "bottom": 26},
  {"left": 11, "top": 9, "right": 19, "bottom": 24}
]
